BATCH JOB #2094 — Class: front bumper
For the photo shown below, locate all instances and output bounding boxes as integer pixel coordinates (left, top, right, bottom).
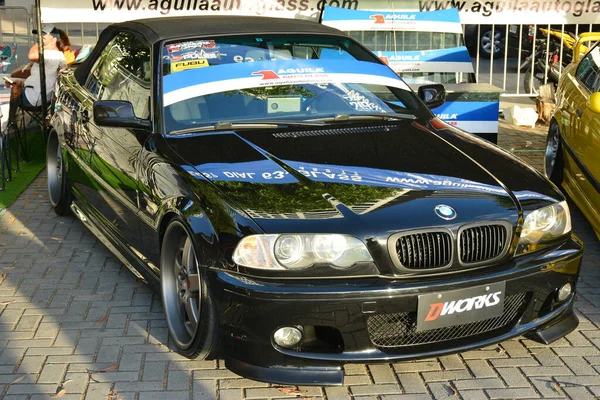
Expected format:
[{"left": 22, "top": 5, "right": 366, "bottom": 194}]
[{"left": 210, "top": 238, "right": 583, "bottom": 385}]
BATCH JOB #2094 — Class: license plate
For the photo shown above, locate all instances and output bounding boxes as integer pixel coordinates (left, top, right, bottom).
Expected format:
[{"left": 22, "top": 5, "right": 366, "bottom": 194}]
[{"left": 416, "top": 282, "right": 506, "bottom": 331}]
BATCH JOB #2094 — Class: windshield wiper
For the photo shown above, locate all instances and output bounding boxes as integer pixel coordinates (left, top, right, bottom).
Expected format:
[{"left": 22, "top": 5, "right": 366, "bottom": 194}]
[
  {"left": 168, "top": 120, "right": 326, "bottom": 136},
  {"left": 308, "top": 113, "right": 416, "bottom": 123}
]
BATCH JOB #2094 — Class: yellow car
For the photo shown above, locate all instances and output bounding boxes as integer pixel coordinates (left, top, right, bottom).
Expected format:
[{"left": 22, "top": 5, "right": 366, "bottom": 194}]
[{"left": 547, "top": 32, "right": 600, "bottom": 240}]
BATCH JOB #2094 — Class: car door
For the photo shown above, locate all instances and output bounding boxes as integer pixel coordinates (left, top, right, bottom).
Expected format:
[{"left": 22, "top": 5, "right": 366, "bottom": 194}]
[
  {"left": 563, "top": 43, "right": 600, "bottom": 214},
  {"left": 79, "top": 31, "right": 152, "bottom": 252},
  {"left": 54, "top": 72, "right": 96, "bottom": 200}
]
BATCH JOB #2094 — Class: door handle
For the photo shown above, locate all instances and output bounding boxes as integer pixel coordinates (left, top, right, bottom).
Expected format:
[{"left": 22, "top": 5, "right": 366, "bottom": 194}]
[{"left": 576, "top": 108, "right": 583, "bottom": 118}]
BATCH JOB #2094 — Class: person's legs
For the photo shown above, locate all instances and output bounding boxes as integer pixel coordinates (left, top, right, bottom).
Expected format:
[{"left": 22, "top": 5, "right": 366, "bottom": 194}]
[{"left": 8, "top": 80, "right": 25, "bottom": 122}]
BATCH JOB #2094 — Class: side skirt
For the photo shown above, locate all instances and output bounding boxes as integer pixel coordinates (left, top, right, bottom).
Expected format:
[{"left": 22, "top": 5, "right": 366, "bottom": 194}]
[{"left": 70, "top": 201, "right": 160, "bottom": 292}]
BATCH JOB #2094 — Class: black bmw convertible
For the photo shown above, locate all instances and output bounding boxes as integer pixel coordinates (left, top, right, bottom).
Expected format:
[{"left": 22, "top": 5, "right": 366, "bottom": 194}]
[{"left": 47, "top": 16, "right": 583, "bottom": 385}]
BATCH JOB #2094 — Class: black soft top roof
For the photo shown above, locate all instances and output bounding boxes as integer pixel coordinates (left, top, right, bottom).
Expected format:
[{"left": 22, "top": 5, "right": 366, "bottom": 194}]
[
  {"left": 117, "top": 16, "right": 344, "bottom": 43},
  {"left": 74, "top": 15, "right": 346, "bottom": 84}
]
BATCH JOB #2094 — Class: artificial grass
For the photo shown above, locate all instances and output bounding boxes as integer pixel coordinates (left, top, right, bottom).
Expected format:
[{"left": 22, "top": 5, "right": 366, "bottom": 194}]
[{"left": 0, "top": 129, "right": 46, "bottom": 211}]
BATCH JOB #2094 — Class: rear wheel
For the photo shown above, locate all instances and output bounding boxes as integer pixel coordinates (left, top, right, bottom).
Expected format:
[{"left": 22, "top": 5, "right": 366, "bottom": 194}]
[
  {"left": 161, "top": 219, "right": 219, "bottom": 359},
  {"left": 46, "top": 131, "right": 72, "bottom": 216},
  {"left": 545, "top": 121, "right": 564, "bottom": 186},
  {"left": 480, "top": 28, "right": 503, "bottom": 58}
]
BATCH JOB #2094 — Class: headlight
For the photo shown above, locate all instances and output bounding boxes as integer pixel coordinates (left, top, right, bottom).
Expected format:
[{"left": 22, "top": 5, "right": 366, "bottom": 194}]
[
  {"left": 232, "top": 234, "right": 373, "bottom": 270},
  {"left": 517, "top": 201, "right": 571, "bottom": 254}
]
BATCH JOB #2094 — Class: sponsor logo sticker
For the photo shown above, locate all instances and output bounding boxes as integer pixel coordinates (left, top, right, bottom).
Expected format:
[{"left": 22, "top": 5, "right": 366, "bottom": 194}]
[
  {"left": 171, "top": 59, "right": 209, "bottom": 72},
  {"left": 424, "top": 291, "right": 502, "bottom": 322},
  {"left": 370, "top": 13, "right": 417, "bottom": 24},
  {"left": 251, "top": 68, "right": 326, "bottom": 80},
  {"left": 416, "top": 281, "right": 506, "bottom": 331},
  {"left": 389, "top": 55, "right": 421, "bottom": 61},
  {"left": 168, "top": 50, "right": 220, "bottom": 62},
  {"left": 167, "top": 40, "right": 217, "bottom": 53},
  {"left": 250, "top": 68, "right": 330, "bottom": 86},
  {"left": 436, "top": 113, "right": 459, "bottom": 120}
]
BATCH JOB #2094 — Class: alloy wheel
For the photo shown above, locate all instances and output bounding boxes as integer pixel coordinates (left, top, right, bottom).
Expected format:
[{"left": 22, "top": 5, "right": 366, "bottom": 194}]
[
  {"left": 162, "top": 228, "right": 201, "bottom": 349},
  {"left": 481, "top": 30, "right": 503, "bottom": 55}
]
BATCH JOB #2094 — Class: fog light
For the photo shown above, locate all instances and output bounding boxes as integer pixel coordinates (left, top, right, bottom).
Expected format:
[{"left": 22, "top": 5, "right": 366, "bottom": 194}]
[
  {"left": 273, "top": 326, "right": 303, "bottom": 348},
  {"left": 557, "top": 283, "right": 572, "bottom": 302}
]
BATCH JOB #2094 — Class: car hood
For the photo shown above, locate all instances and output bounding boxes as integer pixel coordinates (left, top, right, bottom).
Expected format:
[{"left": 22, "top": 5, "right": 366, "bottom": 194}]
[{"left": 167, "top": 120, "right": 536, "bottom": 234}]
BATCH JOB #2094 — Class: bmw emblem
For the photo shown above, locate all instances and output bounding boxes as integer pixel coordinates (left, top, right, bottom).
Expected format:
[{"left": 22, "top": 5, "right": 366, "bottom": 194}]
[{"left": 435, "top": 204, "right": 457, "bottom": 220}]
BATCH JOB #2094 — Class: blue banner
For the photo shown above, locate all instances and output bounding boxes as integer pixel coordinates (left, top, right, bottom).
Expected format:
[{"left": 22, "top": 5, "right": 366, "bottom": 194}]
[
  {"left": 321, "top": 6, "right": 464, "bottom": 34},
  {"left": 322, "top": 7, "right": 461, "bottom": 24},
  {"left": 376, "top": 47, "right": 474, "bottom": 73},
  {"left": 378, "top": 48, "right": 472, "bottom": 64},
  {"left": 431, "top": 101, "right": 500, "bottom": 134},
  {"left": 432, "top": 102, "right": 499, "bottom": 122}
]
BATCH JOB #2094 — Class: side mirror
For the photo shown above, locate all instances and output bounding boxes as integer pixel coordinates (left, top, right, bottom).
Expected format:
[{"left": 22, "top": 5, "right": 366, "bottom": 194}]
[
  {"left": 589, "top": 92, "right": 600, "bottom": 114},
  {"left": 418, "top": 84, "right": 446, "bottom": 109},
  {"left": 93, "top": 100, "right": 151, "bottom": 130}
]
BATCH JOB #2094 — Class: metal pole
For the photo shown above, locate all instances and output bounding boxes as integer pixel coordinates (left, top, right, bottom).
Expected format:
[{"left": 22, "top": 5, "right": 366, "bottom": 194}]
[
  {"left": 35, "top": 0, "right": 48, "bottom": 139},
  {"left": 317, "top": 2, "right": 325, "bottom": 24}
]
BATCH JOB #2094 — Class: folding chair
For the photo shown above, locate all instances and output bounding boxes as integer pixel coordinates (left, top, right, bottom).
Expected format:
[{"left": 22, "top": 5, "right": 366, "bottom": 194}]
[{"left": 10, "top": 98, "right": 47, "bottom": 163}]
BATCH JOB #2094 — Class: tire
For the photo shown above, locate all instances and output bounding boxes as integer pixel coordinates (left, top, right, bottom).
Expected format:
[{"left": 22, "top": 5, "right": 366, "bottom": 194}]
[
  {"left": 161, "top": 219, "right": 220, "bottom": 359},
  {"left": 480, "top": 28, "right": 503, "bottom": 58},
  {"left": 46, "top": 131, "right": 72, "bottom": 216},
  {"left": 545, "top": 121, "right": 564, "bottom": 186},
  {"left": 524, "top": 67, "right": 543, "bottom": 95}
]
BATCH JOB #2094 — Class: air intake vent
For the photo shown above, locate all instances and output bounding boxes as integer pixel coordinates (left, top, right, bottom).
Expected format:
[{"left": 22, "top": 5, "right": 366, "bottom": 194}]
[
  {"left": 459, "top": 223, "right": 509, "bottom": 265},
  {"left": 395, "top": 230, "right": 453, "bottom": 269},
  {"left": 272, "top": 125, "right": 392, "bottom": 138},
  {"left": 367, "top": 292, "right": 527, "bottom": 348}
]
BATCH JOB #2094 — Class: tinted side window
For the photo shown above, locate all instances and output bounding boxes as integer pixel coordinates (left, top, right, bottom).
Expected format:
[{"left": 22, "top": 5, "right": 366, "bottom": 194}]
[
  {"left": 576, "top": 44, "right": 600, "bottom": 93},
  {"left": 85, "top": 32, "right": 151, "bottom": 118}
]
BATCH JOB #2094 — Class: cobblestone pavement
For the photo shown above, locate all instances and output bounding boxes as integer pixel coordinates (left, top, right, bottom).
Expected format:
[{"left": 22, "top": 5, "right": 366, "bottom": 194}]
[{"left": 1, "top": 123, "right": 599, "bottom": 399}]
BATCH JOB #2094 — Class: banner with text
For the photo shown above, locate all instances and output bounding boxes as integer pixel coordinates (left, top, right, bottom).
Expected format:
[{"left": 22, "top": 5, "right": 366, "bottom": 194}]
[
  {"left": 39, "top": 0, "right": 600, "bottom": 24},
  {"left": 39, "top": 0, "right": 360, "bottom": 23},
  {"left": 322, "top": 7, "right": 474, "bottom": 75},
  {"left": 375, "top": 48, "right": 474, "bottom": 73},
  {"left": 320, "top": 6, "right": 464, "bottom": 32}
]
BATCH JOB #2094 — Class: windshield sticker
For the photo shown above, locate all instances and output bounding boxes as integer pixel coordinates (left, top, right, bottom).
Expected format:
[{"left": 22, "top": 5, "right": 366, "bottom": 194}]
[
  {"left": 342, "top": 90, "right": 388, "bottom": 113},
  {"left": 167, "top": 49, "right": 221, "bottom": 62},
  {"left": 167, "top": 40, "right": 217, "bottom": 53},
  {"left": 267, "top": 97, "right": 302, "bottom": 113},
  {"left": 163, "top": 60, "right": 409, "bottom": 107},
  {"left": 171, "top": 59, "right": 209, "bottom": 72},
  {"left": 201, "top": 50, "right": 222, "bottom": 59},
  {"left": 251, "top": 68, "right": 330, "bottom": 86}
]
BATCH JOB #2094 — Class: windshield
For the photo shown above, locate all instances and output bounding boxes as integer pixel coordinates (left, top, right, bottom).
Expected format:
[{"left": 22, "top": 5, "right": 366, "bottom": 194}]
[{"left": 162, "top": 35, "right": 430, "bottom": 134}]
